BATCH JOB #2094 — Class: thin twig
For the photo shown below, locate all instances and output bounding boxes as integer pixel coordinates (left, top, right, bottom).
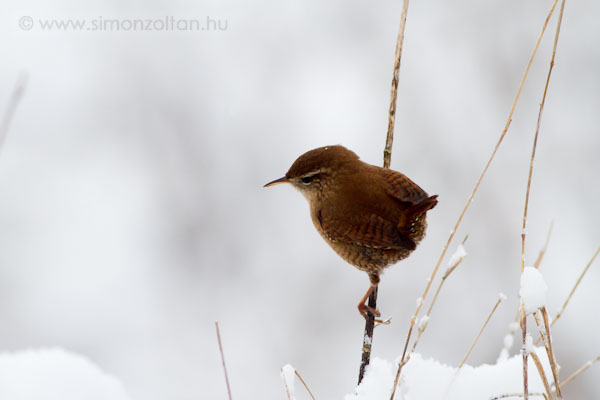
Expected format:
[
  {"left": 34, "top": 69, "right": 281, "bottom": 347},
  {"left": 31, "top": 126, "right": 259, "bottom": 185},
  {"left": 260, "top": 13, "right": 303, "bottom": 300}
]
[
  {"left": 490, "top": 393, "right": 547, "bottom": 400},
  {"left": 389, "top": 1, "right": 559, "bottom": 397},
  {"left": 519, "top": 0, "right": 563, "bottom": 397},
  {"left": 360, "top": 0, "right": 411, "bottom": 385},
  {"left": 383, "top": 0, "right": 410, "bottom": 169},
  {"left": 411, "top": 241, "right": 467, "bottom": 352},
  {"left": 530, "top": 351, "right": 553, "bottom": 400},
  {"left": 459, "top": 295, "right": 504, "bottom": 368},
  {"left": 282, "top": 369, "right": 293, "bottom": 400},
  {"left": 533, "top": 245, "right": 599, "bottom": 346},
  {"left": 507, "top": 223, "right": 553, "bottom": 353},
  {"left": 295, "top": 370, "right": 316, "bottom": 400},
  {"left": 550, "top": 246, "right": 599, "bottom": 328},
  {"left": 359, "top": 286, "right": 378, "bottom": 383},
  {"left": 541, "top": 308, "right": 562, "bottom": 399},
  {"left": 0, "top": 73, "right": 27, "bottom": 153},
  {"left": 410, "top": 239, "right": 469, "bottom": 353},
  {"left": 521, "top": 308, "right": 529, "bottom": 400},
  {"left": 558, "top": 356, "right": 600, "bottom": 389},
  {"left": 534, "top": 222, "right": 554, "bottom": 269},
  {"left": 215, "top": 322, "right": 233, "bottom": 400}
]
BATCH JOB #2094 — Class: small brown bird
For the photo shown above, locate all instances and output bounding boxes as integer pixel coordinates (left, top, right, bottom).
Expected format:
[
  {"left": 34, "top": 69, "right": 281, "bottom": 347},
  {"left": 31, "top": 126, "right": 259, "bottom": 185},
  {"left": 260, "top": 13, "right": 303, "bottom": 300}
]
[{"left": 265, "top": 145, "right": 438, "bottom": 319}]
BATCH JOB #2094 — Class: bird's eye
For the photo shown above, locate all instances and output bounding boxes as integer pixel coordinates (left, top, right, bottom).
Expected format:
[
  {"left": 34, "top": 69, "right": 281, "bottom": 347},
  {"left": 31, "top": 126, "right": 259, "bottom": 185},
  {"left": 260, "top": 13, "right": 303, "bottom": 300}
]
[{"left": 301, "top": 176, "right": 313, "bottom": 185}]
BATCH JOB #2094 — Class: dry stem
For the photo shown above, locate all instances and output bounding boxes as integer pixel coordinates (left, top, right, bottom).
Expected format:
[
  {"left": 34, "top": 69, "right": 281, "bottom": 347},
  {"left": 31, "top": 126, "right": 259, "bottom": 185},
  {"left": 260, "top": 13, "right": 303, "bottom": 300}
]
[
  {"left": 389, "top": 1, "right": 559, "bottom": 397},
  {"left": 411, "top": 243, "right": 466, "bottom": 353},
  {"left": 360, "top": 0, "right": 411, "bottom": 385},
  {"left": 534, "top": 245, "right": 599, "bottom": 346},
  {"left": 215, "top": 322, "right": 233, "bottom": 400},
  {"left": 295, "top": 370, "right": 316, "bottom": 400},
  {"left": 558, "top": 356, "right": 600, "bottom": 389},
  {"left": 282, "top": 369, "right": 293, "bottom": 400},
  {"left": 459, "top": 296, "right": 504, "bottom": 368},
  {"left": 490, "top": 393, "right": 547, "bottom": 400},
  {"left": 530, "top": 351, "right": 553, "bottom": 400},
  {"left": 383, "top": 0, "right": 410, "bottom": 169},
  {"left": 534, "top": 222, "right": 554, "bottom": 269},
  {"left": 550, "top": 246, "right": 599, "bottom": 328},
  {"left": 519, "top": 0, "right": 563, "bottom": 397},
  {"left": 541, "top": 308, "right": 562, "bottom": 399},
  {"left": 0, "top": 74, "right": 27, "bottom": 153},
  {"left": 521, "top": 309, "right": 529, "bottom": 400},
  {"left": 358, "top": 286, "right": 378, "bottom": 383}
]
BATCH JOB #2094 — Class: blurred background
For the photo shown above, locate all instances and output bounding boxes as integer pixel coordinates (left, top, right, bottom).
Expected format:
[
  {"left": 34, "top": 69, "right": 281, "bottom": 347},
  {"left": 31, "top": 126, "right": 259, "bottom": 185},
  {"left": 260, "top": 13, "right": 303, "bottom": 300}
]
[{"left": 0, "top": 0, "right": 598, "bottom": 399}]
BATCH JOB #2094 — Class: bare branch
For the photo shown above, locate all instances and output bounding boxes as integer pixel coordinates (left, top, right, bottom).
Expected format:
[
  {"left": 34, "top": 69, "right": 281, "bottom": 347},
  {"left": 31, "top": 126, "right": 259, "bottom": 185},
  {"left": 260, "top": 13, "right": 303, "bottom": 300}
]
[
  {"left": 559, "top": 356, "right": 600, "bottom": 389},
  {"left": 551, "top": 246, "right": 599, "bottom": 327},
  {"left": 459, "top": 295, "right": 504, "bottom": 369},
  {"left": 389, "top": 1, "right": 560, "bottom": 397},
  {"left": 530, "top": 351, "right": 553, "bottom": 400},
  {"left": 360, "top": 0, "right": 412, "bottom": 385},
  {"left": 295, "top": 370, "right": 316, "bottom": 400},
  {"left": 215, "top": 322, "right": 233, "bottom": 400},
  {"left": 489, "top": 393, "right": 546, "bottom": 400},
  {"left": 534, "top": 222, "right": 554, "bottom": 269},
  {"left": 0, "top": 73, "right": 27, "bottom": 154},
  {"left": 411, "top": 242, "right": 467, "bottom": 353},
  {"left": 383, "top": 0, "right": 410, "bottom": 169}
]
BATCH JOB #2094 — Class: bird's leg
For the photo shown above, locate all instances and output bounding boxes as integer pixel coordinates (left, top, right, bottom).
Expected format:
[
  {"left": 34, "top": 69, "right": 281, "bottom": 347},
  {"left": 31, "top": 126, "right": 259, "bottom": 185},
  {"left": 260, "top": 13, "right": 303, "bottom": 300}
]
[{"left": 357, "top": 284, "right": 381, "bottom": 319}]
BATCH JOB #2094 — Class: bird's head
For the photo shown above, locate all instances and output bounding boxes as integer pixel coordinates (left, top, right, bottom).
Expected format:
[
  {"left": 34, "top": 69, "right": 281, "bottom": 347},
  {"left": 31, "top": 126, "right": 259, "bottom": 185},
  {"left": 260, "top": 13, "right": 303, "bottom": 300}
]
[{"left": 264, "top": 145, "right": 360, "bottom": 201}]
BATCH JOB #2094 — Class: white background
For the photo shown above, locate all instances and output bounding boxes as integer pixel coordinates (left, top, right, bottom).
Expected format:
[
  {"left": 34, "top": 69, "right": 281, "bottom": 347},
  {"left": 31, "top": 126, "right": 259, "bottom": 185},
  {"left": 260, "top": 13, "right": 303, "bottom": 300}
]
[{"left": 1, "top": 1, "right": 598, "bottom": 399}]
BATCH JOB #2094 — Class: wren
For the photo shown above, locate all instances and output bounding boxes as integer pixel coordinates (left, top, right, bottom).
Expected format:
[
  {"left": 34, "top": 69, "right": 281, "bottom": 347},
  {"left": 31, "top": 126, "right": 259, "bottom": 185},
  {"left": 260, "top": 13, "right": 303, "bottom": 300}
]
[{"left": 265, "top": 145, "right": 438, "bottom": 319}]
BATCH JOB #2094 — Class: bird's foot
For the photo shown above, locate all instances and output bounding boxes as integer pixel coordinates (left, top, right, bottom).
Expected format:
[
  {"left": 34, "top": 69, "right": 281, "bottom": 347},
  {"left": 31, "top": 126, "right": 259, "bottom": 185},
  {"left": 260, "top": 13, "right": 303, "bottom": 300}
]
[
  {"left": 358, "top": 304, "right": 392, "bottom": 325},
  {"left": 358, "top": 302, "right": 381, "bottom": 319},
  {"left": 375, "top": 317, "right": 392, "bottom": 326}
]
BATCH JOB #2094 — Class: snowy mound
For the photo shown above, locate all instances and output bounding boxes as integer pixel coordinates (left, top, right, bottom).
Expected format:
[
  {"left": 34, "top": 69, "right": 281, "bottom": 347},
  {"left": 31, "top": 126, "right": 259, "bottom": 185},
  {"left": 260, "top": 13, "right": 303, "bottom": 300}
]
[
  {"left": 0, "top": 348, "right": 131, "bottom": 400},
  {"left": 346, "top": 350, "right": 551, "bottom": 400}
]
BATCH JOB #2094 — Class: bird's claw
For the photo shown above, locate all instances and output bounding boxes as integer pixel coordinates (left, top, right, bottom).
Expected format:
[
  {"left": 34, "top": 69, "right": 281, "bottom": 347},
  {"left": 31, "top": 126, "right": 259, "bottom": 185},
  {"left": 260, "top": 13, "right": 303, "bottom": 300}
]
[{"left": 375, "top": 317, "right": 392, "bottom": 326}]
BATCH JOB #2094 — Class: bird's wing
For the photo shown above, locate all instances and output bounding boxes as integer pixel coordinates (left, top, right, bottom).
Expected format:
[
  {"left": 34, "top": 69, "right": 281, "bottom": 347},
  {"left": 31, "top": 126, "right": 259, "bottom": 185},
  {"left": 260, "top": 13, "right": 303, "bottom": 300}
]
[
  {"left": 317, "top": 208, "right": 416, "bottom": 250},
  {"left": 380, "top": 168, "right": 429, "bottom": 205}
]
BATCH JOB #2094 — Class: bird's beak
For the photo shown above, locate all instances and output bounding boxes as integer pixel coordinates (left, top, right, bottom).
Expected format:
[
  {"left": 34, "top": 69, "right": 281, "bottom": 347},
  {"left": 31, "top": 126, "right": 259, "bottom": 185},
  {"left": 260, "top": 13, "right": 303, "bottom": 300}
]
[{"left": 264, "top": 176, "right": 289, "bottom": 187}]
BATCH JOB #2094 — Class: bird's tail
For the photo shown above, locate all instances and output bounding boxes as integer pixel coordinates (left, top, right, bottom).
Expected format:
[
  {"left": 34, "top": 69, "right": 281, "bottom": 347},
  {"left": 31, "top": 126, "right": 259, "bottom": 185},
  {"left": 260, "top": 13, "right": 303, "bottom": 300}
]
[{"left": 409, "top": 195, "right": 438, "bottom": 217}]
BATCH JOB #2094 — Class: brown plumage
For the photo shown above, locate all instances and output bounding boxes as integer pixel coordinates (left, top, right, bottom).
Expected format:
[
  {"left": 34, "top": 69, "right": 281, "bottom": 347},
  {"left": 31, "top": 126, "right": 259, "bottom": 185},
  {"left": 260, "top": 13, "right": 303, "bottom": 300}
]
[{"left": 265, "top": 145, "right": 438, "bottom": 319}]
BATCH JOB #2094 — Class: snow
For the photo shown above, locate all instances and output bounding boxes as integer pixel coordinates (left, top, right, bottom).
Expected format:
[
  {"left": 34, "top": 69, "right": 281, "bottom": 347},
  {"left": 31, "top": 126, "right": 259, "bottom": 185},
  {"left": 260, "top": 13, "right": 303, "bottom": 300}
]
[
  {"left": 503, "top": 333, "right": 514, "bottom": 349},
  {"left": 418, "top": 315, "right": 430, "bottom": 331},
  {"left": 523, "top": 334, "right": 535, "bottom": 355},
  {"left": 344, "top": 358, "right": 395, "bottom": 400},
  {"left": 497, "top": 322, "right": 520, "bottom": 363},
  {"left": 280, "top": 364, "right": 297, "bottom": 400},
  {"left": 346, "top": 350, "right": 552, "bottom": 400},
  {"left": 447, "top": 244, "right": 467, "bottom": 267},
  {"left": 519, "top": 267, "right": 548, "bottom": 314},
  {"left": 0, "top": 348, "right": 131, "bottom": 400}
]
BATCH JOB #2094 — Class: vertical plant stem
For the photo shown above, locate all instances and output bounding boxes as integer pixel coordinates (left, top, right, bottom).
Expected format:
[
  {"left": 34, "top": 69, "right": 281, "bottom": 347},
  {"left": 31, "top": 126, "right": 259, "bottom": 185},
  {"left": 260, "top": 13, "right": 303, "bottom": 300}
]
[
  {"left": 383, "top": 0, "right": 410, "bottom": 170},
  {"left": 530, "top": 351, "right": 554, "bottom": 400},
  {"left": 0, "top": 73, "right": 27, "bottom": 154},
  {"left": 358, "top": 286, "right": 378, "bottom": 383},
  {"left": 215, "top": 322, "right": 233, "bottom": 400},
  {"left": 294, "top": 370, "right": 316, "bottom": 400},
  {"left": 559, "top": 356, "right": 600, "bottom": 389},
  {"left": 359, "top": 0, "right": 411, "bottom": 385},
  {"left": 541, "top": 308, "right": 563, "bottom": 399},
  {"left": 389, "top": 2, "right": 559, "bottom": 397},
  {"left": 459, "top": 296, "right": 504, "bottom": 368},
  {"left": 520, "top": 0, "right": 564, "bottom": 397},
  {"left": 521, "top": 308, "right": 529, "bottom": 400},
  {"left": 551, "top": 246, "right": 599, "bottom": 327}
]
